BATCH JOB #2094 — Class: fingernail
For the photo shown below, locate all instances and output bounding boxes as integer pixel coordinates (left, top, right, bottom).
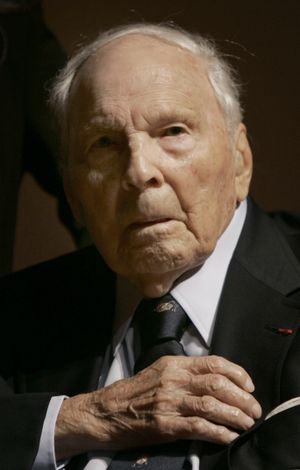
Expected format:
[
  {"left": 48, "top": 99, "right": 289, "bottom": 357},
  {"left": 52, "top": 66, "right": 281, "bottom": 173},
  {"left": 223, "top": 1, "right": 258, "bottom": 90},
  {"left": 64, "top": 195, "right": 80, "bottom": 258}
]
[
  {"left": 244, "top": 416, "right": 255, "bottom": 428},
  {"left": 252, "top": 403, "right": 262, "bottom": 419},
  {"left": 229, "top": 432, "right": 239, "bottom": 442},
  {"left": 245, "top": 378, "right": 255, "bottom": 392}
]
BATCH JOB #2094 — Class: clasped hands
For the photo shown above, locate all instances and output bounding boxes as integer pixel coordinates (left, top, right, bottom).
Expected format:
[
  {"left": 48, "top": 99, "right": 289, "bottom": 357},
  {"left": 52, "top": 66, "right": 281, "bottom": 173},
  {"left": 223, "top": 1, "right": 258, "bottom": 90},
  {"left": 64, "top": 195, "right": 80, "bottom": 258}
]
[{"left": 55, "top": 355, "right": 262, "bottom": 460}]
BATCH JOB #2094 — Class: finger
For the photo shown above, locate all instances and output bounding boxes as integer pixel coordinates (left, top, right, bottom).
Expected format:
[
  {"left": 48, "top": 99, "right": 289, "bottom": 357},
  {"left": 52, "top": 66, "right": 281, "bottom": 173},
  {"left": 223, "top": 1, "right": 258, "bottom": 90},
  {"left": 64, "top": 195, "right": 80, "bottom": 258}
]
[
  {"left": 133, "top": 356, "right": 261, "bottom": 419},
  {"left": 152, "top": 414, "right": 239, "bottom": 445},
  {"left": 139, "top": 355, "right": 254, "bottom": 394},
  {"left": 126, "top": 389, "right": 255, "bottom": 432},
  {"left": 188, "top": 355, "right": 255, "bottom": 393},
  {"left": 179, "top": 394, "right": 255, "bottom": 431},
  {"left": 190, "top": 373, "right": 261, "bottom": 419}
]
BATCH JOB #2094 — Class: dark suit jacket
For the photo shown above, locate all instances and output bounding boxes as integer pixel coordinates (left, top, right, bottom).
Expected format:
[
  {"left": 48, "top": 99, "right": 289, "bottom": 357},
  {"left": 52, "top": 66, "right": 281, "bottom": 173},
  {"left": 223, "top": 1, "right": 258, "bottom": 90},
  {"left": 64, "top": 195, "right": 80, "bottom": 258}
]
[{"left": 0, "top": 200, "right": 300, "bottom": 470}]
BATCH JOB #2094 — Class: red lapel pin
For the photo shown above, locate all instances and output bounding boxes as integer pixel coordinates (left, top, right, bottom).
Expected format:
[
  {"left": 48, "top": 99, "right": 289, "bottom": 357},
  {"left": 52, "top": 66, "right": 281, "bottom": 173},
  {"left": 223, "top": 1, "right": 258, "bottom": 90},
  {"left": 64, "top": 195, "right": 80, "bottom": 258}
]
[
  {"left": 265, "top": 325, "right": 295, "bottom": 335},
  {"left": 276, "top": 327, "right": 294, "bottom": 335}
]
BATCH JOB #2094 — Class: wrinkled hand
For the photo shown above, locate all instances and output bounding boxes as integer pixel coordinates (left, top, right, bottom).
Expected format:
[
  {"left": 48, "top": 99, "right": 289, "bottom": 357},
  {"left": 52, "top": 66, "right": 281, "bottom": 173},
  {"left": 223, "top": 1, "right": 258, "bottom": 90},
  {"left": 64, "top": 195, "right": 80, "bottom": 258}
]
[{"left": 55, "top": 355, "right": 262, "bottom": 460}]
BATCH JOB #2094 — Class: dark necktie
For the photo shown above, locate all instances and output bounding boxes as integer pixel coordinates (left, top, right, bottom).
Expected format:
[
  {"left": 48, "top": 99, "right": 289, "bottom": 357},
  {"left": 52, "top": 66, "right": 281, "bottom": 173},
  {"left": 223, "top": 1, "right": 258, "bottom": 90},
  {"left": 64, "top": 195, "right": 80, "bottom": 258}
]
[{"left": 108, "top": 294, "right": 191, "bottom": 470}]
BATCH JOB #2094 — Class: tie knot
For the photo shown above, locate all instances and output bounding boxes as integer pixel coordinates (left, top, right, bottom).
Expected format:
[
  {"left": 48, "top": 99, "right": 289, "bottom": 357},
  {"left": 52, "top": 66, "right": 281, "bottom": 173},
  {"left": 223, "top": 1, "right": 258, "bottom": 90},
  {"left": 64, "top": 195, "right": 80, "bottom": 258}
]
[{"left": 133, "top": 294, "right": 189, "bottom": 372}]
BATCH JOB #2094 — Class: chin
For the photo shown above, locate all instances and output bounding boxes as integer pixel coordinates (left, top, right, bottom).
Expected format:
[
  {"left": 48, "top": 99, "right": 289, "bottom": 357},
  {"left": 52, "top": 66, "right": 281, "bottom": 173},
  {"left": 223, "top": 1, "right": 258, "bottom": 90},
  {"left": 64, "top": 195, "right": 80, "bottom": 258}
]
[
  {"left": 124, "top": 249, "right": 204, "bottom": 298},
  {"left": 109, "top": 242, "right": 209, "bottom": 297},
  {"left": 122, "top": 241, "right": 204, "bottom": 275}
]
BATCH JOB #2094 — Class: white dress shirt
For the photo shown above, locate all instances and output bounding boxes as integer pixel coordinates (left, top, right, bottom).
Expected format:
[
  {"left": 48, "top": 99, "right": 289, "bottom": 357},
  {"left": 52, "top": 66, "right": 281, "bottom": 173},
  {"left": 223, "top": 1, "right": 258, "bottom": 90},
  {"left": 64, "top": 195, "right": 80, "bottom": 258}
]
[{"left": 33, "top": 201, "right": 247, "bottom": 469}]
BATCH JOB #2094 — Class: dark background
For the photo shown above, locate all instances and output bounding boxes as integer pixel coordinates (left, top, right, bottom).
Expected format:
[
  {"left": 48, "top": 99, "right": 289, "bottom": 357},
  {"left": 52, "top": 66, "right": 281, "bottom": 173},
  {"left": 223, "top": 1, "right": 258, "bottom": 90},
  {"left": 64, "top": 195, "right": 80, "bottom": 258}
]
[{"left": 13, "top": 0, "right": 300, "bottom": 271}]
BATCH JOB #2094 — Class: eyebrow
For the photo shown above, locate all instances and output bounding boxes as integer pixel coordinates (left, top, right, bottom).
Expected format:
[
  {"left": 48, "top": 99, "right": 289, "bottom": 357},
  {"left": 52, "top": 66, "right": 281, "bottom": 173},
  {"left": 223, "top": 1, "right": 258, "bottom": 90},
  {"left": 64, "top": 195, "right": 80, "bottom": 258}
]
[
  {"left": 153, "top": 111, "right": 196, "bottom": 126},
  {"left": 80, "top": 116, "right": 125, "bottom": 140},
  {"left": 85, "top": 115, "right": 124, "bottom": 129},
  {"left": 81, "top": 105, "right": 198, "bottom": 136}
]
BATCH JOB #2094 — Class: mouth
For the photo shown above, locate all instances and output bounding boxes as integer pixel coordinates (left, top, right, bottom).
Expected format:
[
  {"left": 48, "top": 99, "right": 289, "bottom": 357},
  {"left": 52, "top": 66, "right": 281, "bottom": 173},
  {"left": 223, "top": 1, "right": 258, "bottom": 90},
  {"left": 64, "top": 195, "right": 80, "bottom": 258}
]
[{"left": 130, "top": 218, "right": 173, "bottom": 229}]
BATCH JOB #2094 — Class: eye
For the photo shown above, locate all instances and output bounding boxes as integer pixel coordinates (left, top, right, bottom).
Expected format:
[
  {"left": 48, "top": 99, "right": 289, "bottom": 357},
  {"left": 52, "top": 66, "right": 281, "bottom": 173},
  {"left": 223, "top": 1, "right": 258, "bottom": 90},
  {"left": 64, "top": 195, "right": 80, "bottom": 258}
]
[
  {"left": 163, "top": 126, "right": 186, "bottom": 137},
  {"left": 97, "top": 135, "right": 114, "bottom": 147}
]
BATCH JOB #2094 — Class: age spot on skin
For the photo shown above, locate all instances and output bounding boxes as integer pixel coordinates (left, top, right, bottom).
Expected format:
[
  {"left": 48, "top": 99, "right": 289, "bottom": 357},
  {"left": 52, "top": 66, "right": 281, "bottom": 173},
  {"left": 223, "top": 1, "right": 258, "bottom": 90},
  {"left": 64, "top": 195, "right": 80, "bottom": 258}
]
[{"left": 88, "top": 169, "right": 104, "bottom": 184}]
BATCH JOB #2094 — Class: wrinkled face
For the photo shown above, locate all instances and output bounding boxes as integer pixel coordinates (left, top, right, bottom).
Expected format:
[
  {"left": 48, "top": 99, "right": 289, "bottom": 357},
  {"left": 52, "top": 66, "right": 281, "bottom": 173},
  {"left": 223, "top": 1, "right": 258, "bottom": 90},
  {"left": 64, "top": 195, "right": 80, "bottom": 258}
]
[{"left": 65, "top": 35, "right": 252, "bottom": 294}]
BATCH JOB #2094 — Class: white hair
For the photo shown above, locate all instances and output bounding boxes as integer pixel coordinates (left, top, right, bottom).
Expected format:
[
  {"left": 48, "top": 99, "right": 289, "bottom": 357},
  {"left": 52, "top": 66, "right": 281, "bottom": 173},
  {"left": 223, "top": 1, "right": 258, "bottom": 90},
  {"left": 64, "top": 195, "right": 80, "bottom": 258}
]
[{"left": 50, "top": 23, "right": 243, "bottom": 160}]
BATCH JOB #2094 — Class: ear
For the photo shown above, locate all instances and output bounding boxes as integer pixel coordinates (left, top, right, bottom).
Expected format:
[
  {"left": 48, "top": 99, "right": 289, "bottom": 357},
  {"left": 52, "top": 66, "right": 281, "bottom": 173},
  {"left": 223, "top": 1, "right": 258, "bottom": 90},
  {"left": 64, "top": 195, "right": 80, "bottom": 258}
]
[
  {"left": 233, "top": 123, "right": 253, "bottom": 202},
  {"left": 63, "top": 170, "right": 85, "bottom": 226}
]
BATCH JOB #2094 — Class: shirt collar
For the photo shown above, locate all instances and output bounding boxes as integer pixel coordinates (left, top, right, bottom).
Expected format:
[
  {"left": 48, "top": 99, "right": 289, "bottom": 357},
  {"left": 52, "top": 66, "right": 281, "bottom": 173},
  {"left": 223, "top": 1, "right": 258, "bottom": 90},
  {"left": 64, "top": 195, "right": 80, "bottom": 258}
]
[{"left": 170, "top": 200, "right": 247, "bottom": 348}]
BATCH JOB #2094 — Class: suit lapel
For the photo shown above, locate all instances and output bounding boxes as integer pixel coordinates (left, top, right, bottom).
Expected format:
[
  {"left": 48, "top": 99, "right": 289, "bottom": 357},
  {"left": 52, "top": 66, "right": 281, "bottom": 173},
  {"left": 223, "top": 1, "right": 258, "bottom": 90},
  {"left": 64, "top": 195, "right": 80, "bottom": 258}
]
[
  {"left": 210, "top": 256, "right": 300, "bottom": 412},
  {"left": 211, "top": 200, "right": 300, "bottom": 412},
  {"left": 201, "top": 202, "right": 300, "bottom": 469}
]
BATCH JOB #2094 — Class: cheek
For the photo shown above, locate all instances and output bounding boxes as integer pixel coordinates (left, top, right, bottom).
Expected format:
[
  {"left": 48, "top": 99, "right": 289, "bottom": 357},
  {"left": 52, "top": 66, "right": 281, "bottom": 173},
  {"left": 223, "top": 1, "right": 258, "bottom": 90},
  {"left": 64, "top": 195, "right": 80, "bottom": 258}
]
[
  {"left": 86, "top": 168, "right": 105, "bottom": 184},
  {"left": 177, "top": 154, "right": 237, "bottom": 233},
  {"left": 160, "top": 134, "right": 196, "bottom": 155},
  {"left": 70, "top": 166, "right": 119, "bottom": 227}
]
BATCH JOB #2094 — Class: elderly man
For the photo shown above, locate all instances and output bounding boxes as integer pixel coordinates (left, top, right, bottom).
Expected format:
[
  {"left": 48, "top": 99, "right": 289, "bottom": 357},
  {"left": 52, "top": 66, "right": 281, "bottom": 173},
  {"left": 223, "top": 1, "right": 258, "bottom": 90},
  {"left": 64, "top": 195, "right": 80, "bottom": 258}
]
[{"left": 0, "top": 23, "right": 299, "bottom": 470}]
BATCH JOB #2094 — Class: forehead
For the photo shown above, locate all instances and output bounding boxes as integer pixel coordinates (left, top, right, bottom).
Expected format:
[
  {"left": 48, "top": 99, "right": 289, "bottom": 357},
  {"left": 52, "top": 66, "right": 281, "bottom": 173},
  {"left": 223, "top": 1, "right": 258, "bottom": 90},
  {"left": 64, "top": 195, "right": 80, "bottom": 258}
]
[{"left": 68, "top": 34, "right": 220, "bottom": 124}]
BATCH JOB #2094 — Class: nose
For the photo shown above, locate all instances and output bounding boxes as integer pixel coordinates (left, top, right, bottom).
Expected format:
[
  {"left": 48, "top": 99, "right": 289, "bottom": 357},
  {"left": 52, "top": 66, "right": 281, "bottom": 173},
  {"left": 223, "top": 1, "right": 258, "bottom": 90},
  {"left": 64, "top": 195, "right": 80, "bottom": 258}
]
[{"left": 121, "top": 134, "right": 164, "bottom": 191}]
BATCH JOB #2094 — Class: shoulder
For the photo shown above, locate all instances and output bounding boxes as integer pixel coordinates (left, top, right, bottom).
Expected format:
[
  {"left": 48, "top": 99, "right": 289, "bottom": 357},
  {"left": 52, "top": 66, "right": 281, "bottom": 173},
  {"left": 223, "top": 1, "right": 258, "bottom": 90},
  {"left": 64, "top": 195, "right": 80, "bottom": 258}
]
[
  {"left": 0, "top": 245, "right": 111, "bottom": 289},
  {"left": 269, "top": 211, "right": 300, "bottom": 262},
  {"left": 243, "top": 199, "right": 300, "bottom": 258},
  {"left": 269, "top": 210, "right": 300, "bottom": 232},
  {"left": 234, "top": 200, "right": 300, "bottom": 295},
  {"left": 0, "top": 246, "right": 116, "bottom": 369},
  {"left": 0, "top": 245, "right": 116, "bottom": 315}
]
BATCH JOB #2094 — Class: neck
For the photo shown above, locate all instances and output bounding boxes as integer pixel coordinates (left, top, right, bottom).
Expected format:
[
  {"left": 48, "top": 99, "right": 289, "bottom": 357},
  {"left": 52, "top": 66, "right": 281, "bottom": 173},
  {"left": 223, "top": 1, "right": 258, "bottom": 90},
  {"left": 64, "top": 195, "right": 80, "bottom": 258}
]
[{"left": 128, "top": 268, "right": 189, "bottom": 298}]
